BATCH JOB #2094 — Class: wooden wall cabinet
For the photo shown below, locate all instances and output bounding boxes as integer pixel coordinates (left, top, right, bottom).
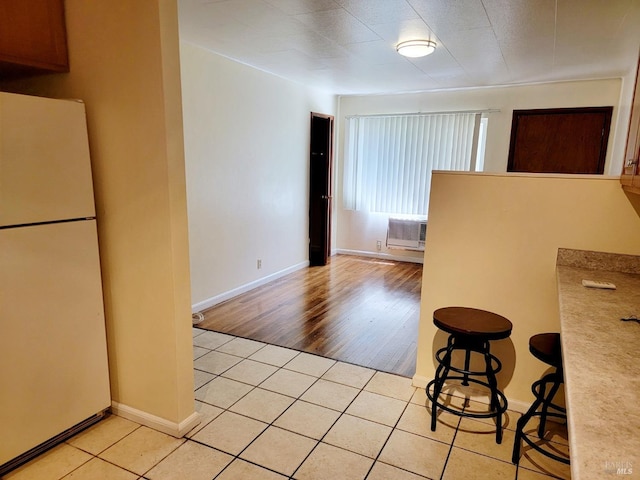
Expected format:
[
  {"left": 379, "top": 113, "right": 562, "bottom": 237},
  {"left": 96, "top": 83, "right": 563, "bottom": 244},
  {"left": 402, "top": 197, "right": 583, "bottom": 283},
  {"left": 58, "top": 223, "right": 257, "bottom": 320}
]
[
  {"left": 621, "top": 58, "right": 640, "bottom": 194},
  {"left": 0, "top": 0, "right": 69, "bottom": 78}
]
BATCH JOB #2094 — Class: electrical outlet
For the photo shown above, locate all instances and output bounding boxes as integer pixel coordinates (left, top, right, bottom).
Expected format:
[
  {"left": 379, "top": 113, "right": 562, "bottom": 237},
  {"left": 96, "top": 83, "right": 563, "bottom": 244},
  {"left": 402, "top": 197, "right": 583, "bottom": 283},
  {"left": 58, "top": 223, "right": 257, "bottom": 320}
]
[
  {"left": 376, "top": 240, "right": 382, "bottom": 251},
  {"left": 257, "top": 259, "right": 262, "bottom": 269}
]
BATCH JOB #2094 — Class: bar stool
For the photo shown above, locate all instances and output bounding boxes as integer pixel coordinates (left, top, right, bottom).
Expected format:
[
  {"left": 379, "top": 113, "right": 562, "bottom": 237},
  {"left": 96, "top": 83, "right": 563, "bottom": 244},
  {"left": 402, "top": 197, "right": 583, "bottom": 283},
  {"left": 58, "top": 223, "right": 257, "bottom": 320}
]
[
  {"left": 426, "top": 307, "right": 513, "bottom": 443},
  {"left": 512, "top": 333, "right": 570, "bottom": 465}
]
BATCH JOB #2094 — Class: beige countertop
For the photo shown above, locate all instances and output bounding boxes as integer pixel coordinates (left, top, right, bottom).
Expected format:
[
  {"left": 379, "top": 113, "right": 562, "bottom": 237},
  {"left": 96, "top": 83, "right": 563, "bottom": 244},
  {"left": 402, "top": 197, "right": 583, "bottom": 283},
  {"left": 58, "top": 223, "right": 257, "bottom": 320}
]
[{"left": 556, "top": 249, "right": 640, "bottom": 479}]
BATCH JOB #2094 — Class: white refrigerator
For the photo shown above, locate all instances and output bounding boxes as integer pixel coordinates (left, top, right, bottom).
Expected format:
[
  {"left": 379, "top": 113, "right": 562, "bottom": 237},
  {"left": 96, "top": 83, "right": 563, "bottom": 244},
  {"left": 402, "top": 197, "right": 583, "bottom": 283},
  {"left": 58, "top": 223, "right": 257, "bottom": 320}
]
[{"left": 0, "top": 92, "right": 111, "bottom": 473}]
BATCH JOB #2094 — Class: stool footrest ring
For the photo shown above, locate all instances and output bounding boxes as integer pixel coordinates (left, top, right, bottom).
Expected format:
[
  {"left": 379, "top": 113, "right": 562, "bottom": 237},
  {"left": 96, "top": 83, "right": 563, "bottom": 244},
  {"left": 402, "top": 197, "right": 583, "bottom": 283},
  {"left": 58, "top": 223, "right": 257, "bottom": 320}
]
[
  {"left": 519, "top": 413, "right": 570, "bottom": 465},
  {"left": 512, "top": 368, "right": 570, "bottom": 466},
  {"left": 531, "top": 378, "right": 566, "bottom": 414},
  {"left": 428, "top": 329, "right": 509, "bottom": 444},
  {"left": 426, "top": 378, "right": 508, "bottom": 419},
  {"left": 434, "top": 346, "right": 503, "bottom": 377}
]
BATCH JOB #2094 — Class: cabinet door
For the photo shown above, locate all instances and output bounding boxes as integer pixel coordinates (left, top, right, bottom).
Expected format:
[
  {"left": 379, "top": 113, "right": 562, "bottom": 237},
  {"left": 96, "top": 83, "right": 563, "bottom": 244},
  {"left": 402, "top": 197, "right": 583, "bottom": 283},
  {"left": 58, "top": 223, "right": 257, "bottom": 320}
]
[{"left": 0, "top": 0, "right": 69, "bottom": 77}]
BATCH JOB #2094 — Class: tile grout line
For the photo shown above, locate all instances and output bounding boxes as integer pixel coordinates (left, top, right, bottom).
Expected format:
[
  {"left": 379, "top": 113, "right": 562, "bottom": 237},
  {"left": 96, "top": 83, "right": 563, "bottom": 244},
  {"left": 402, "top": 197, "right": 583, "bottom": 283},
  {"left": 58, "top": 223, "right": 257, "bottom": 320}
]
[
  {"left": 191, "top": 331, "right": 566, "bottom": 480},
  {"left": 193, "top": 331, "right": 449, "bottom": 480},
  {"left": 61, "top": 420, "right": 183, "bottom": 480},
  {"left": 192, "top": 335, "right": 301, "bottom": 478},
  {"left": 194, "top": 327, "right": 415, "bottom": 379},
  {"left": 192, "top": 334, "right": 346, "bottom": 479},
  {"left": 63, "top": 422, "right": 146, "bottom": 479},
  {"left": 13, "top": 328, "right": 564, "bottom": 480},
  {"left": 361, "top": 393, "right": 414, "bottom": 480},
  {"left": 438, "top": 412, "right": 463, "bottom": 480},
  {"left": 288, "top": 368, "right": 379, "bottom": 479}
]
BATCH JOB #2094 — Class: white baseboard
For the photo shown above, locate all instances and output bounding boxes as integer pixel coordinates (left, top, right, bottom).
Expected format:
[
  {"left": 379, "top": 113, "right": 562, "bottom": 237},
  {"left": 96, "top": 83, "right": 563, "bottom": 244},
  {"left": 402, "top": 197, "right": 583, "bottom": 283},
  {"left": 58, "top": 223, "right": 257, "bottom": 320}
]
[
  {"left": 506, "top": 398, "right": 531, "bottom": 414},
  {"left": 191, "top": 261, "right": 309, "bottom": 313},
  {"left": 192, "top": 253, "right": 421, "bottom": 314},
  {"left": 412, "top": 374, "right": 429, "bottom": 389},
  {"left": 412, "top": 374, "right": 532, "bottom": 414},
  {"left": 335, "top": 249, "right": 424, "bottom": 264},
  {"left": 111, "top": 402, "right": 202, "bottom": 438}
]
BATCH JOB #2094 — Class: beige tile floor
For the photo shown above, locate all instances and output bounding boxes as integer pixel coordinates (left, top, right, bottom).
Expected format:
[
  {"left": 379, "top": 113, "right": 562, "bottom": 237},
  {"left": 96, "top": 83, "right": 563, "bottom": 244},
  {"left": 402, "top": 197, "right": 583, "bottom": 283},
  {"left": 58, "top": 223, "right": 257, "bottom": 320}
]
[{"left": 5, "top": 328, "right": 571, "bottom": 480}]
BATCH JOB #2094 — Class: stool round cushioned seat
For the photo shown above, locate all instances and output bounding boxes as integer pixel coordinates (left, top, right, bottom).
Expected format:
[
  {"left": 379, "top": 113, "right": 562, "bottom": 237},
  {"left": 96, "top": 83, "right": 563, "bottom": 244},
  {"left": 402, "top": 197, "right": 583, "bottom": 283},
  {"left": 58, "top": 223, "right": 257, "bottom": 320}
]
[
  {"left": 433, "top": 307, "right": 513, "bottom": 340},
  {"left": 529, "top": 333, "right": 562, "bottom": 369}
]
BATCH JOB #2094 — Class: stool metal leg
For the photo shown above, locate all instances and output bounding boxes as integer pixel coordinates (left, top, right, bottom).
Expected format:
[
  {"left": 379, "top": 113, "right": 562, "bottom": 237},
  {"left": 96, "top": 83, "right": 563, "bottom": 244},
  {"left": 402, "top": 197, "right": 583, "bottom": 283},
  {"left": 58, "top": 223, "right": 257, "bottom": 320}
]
[
  {"left": 483, "top": 343, "right": 503, "bottom": 443},
  {"left": 427, "top": 333, "right": 508, "bottom": 444},
  {"left": 512, "top": 371, "right": 569, "bottom": 465},
  {"left": 462, "top": 348, "right": 471, "bottom": 386},
  {"left": 430, "top": 341, "right": 454, "bottom": 432},
  {"left": 512, "top": 392, "right": 544, "bottom": 463},
  {"left": 538, "top": 373, "right": 561, "bottom": 438}
]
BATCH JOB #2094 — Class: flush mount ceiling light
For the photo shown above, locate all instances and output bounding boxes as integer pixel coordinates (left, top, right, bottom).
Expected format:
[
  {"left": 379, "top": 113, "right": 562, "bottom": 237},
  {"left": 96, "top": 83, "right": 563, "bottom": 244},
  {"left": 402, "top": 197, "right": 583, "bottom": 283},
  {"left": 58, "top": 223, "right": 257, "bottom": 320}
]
[{"left": 396, "top": 39, "right": 436, "bottom": 58}]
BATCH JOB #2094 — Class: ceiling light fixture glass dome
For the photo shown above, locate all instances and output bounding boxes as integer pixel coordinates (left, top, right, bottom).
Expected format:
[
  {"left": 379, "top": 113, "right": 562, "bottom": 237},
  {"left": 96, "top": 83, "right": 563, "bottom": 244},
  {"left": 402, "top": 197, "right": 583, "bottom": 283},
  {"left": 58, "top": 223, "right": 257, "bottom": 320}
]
[{"left": 396, "top": 40, "right": 436, "bottom": 58}]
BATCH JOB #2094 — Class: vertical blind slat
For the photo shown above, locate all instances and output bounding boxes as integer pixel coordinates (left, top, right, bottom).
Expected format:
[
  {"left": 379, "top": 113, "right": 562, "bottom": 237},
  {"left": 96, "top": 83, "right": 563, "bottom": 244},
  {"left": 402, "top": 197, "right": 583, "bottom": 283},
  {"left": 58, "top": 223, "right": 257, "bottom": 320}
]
[{"left": 343, "top": 113, "right": 478, "bottom": 216}]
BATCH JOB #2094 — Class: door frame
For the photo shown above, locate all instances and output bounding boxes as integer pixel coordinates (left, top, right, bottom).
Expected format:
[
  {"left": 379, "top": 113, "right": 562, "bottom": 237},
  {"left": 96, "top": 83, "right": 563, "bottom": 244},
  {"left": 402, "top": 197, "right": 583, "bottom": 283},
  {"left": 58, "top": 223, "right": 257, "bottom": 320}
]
[{"left": 309, "top": 112, "right": 334, "bottom": 266}]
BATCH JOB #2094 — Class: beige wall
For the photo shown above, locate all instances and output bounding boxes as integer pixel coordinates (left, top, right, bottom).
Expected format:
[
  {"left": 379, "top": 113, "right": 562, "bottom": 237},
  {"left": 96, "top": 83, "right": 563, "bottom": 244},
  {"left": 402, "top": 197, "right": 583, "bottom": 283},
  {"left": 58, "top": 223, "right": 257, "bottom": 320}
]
[
  {"left": 338, "top": 79, "right": 625, "bottom": 174},
  {"left": 0, "top": 0, "right": 195, "bottom": 431},
  {"left": 416, "top": 172, "right": 640, "bottom": 405},
  {"left": 336, "top": 79, "right": 625, "bottom": 260},
  {"left": 180, "top": 42, "right": 337, "bottom": 310}
]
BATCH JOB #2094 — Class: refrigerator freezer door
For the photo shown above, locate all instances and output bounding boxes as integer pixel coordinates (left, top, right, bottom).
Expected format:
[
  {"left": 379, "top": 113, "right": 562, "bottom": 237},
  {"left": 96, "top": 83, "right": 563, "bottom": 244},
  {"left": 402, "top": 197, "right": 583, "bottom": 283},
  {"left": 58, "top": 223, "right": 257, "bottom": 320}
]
[
  {"left": 0, "top": 220, "right": 110, "bottom": 465},
  {"left": 0, "top": 92, "right": 96, "bottom": 227}
]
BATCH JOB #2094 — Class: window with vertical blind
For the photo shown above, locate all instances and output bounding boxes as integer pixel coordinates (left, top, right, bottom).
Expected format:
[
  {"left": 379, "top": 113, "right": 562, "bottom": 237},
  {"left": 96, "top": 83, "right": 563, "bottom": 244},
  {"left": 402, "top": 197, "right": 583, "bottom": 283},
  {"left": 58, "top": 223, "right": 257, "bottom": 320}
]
[{"left": 343, "top": 112, "right": 487, "bottom": 216}]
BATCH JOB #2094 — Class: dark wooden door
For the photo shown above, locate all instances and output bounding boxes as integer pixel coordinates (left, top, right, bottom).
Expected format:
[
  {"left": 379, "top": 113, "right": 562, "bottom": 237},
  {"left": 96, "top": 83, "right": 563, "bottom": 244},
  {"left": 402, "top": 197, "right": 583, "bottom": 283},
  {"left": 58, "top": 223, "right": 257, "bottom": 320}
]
[
  {"left": 507, "top": 107, "right": 613, "bottom": 174},
  {"left": 309, "top": 113, "right": 333, "bottom": 266}
]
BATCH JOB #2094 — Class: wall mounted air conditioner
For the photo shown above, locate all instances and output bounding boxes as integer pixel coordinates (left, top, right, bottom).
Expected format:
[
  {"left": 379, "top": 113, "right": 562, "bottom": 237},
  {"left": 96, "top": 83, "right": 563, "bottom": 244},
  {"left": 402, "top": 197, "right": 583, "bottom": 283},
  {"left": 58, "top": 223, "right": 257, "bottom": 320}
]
[{"left": 387, "top": 218, "right": 427, "bottom": 251}]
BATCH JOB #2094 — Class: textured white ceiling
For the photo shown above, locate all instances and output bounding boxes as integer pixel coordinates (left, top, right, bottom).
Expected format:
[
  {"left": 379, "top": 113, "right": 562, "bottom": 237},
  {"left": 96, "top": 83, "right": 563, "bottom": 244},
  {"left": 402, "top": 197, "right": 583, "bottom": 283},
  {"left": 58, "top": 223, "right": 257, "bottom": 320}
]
[{"left": 178, "top": 0, "right": 640, "bottom": 95}]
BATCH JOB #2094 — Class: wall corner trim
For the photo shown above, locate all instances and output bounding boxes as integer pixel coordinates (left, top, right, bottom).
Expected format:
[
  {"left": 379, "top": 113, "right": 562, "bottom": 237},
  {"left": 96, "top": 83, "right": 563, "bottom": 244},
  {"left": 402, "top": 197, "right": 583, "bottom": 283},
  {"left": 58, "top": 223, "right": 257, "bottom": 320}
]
[{"left": 111, "top": 402, "right": 201, "bottom": 438}]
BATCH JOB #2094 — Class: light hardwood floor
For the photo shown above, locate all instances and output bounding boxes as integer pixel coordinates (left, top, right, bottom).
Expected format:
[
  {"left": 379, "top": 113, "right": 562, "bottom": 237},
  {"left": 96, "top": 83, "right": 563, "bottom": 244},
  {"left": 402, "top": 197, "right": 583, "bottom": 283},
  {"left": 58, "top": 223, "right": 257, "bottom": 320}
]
[{"left": 196, "top": 254, "right": 422, "bottom": 377}]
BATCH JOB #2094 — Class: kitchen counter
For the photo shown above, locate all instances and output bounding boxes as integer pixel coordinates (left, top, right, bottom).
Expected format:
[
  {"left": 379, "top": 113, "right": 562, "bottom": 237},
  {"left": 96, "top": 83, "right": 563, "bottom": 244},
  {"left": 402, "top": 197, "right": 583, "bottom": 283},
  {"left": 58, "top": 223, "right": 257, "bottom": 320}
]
[{"left": 556, "top": 248, "right": 640, "bottom": 479}]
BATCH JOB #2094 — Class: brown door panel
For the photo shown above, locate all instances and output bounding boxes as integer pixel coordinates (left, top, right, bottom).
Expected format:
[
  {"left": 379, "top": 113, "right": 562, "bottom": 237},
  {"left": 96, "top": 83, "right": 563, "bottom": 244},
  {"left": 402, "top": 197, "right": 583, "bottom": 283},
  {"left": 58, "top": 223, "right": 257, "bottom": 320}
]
[
  {"left": 507, "top": 107, "right": 612, "bottom": 174},
  {"left": 309, "top": 113, "right": 334, "bottom": 266}
]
